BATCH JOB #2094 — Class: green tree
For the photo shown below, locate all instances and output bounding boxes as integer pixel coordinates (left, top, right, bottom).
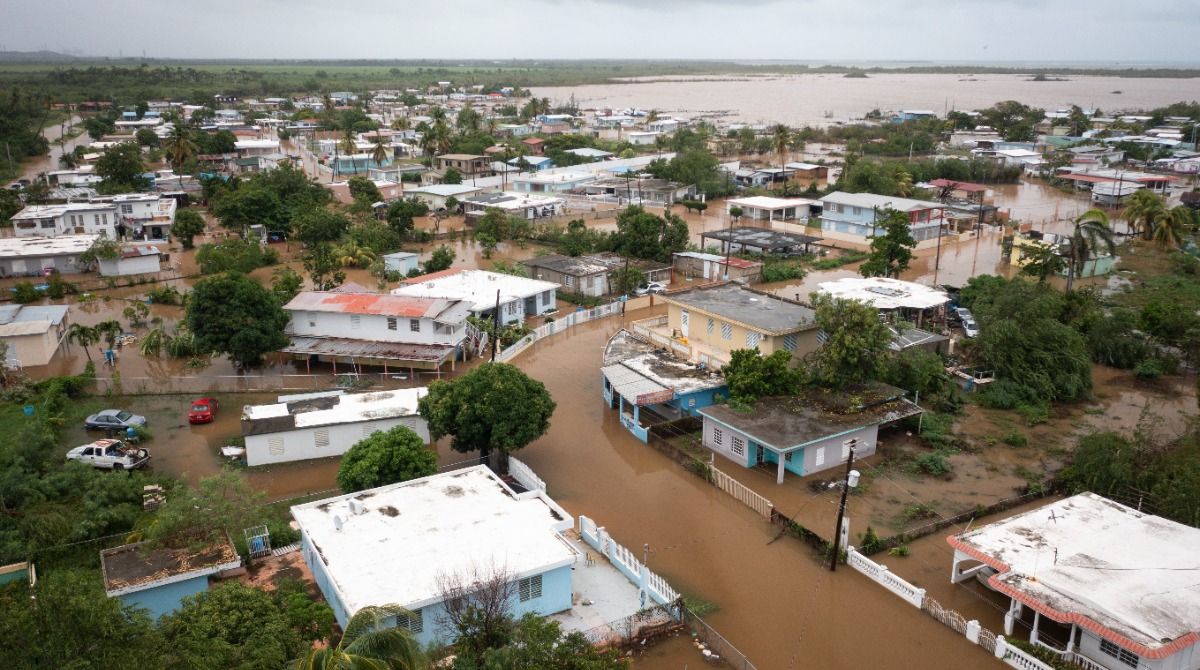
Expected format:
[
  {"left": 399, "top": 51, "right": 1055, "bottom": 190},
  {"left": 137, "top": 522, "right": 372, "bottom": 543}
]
[
  {"left": 1151, "top": 205, "right": 1195, "bottom": 250},
  {"left": 211, "top": 184, "right": 285, "bottom": 233},
  {"left": 722, "top": 349, "right": 800, "bottom": 403},
  {"left": 195, "top": 238, "right": 278, "bottom": 274},
  {"left": 66, "top": 323, "right": 100, "bottom": 363},
  {"left": 1061, "top": 432, "right": 1139, "bottom": 496},
  {"left": 387, "top": 198, "right": 430, "bottom": 236},
  {"left": 859, "top": 208, "right": 916, "bottom": 278},
  {"left": 347, "top": 175, "right": 383, "bottom": 204},
  {"left": 466, "top": 613, "right": 628, "bottom": 670},
  {"left": 94, "top": 142, "right": 148, "bottom": 194},
  {"left": 171, "top": 209, "right": 206, "bottom": 249},
  {"left": 978, "top": 100, "right": 1045, "bottom": 142},
  {"left": 443, "top": 166, "right": 463, "bottom": 184},
  {"left": 609, "top": 265, "right": 644, "bottom": 296},
  {"left": 1123, "top": 189, "right": 1167, "bottom": 241},
  {"left": 336, "top": 426, "right": 436, "bottom": 493},
  {"left": 186, "top": 272, "right": 290, "bottom": 366},
  {"left": 424, "top": 245, "right": 455, "bottom": 273},
  {"left": 303, "top": 242, "right": 347, "bottom": 291},
  {"left": 164, "top": 124, "right": 196, "bottom": 173},
  {"left": 289, "top": 606, "right": 425, "bottom": 670},
  {"left": 771, "top": 123, "right": 791, "bottom": 169},
  {"left": 1064, "top": 209, "right": 1116, "bottom": 291},
  {"left": 135, "top": 127, "right": 159, "bottom": 147},
  {"left": 418, "top": 363, "right": 556, "bottom": 464},
  {"left": 1017, "top": 243, "right": 1067, "bottom": 283},
  {"left": 809, "top": 293, "right": 894, "bottom": 388},
  {"left": 293, "top": 208, "right": 351, "bottom": 246},
  {"left": 271, "top": 266, "right": 304, "bottom": 304}
]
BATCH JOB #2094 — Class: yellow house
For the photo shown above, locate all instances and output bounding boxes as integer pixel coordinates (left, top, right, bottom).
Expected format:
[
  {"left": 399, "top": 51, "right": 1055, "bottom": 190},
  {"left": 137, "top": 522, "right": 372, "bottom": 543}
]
[{"left": 642, "top": 284, "right": 820, "bottom": 368}]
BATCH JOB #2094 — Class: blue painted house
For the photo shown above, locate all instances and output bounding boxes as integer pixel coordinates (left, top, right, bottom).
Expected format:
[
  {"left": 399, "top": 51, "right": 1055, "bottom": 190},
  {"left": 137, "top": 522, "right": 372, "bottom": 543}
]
[
  {"left": 601, "top": 330, "right": 727, "bottom": 442},
  {"left": 510, "top": 155, "right": 555, "bottom": 171},
  {"left": 100, "top": 536, "right": 241, "bottom": 618},
  {"left": 291, "top": 466, "right": 578, "bottom": 646},
  {"left": 698, "top": 384, "right": 922, "bottom": 483},
  {"left": 818, "top": 191, "right": 947, "bottom": 247}
]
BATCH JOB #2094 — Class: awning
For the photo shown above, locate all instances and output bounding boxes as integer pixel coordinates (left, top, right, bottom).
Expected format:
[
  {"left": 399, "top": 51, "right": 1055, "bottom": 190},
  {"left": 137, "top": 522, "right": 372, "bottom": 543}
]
[{"left": 601, "top": 364, "right": 672, "bottom": 406}]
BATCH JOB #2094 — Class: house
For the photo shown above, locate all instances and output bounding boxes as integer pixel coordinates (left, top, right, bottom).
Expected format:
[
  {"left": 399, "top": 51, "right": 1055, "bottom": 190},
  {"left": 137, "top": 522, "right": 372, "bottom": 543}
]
[
  {"left": 110, "top": 194, "right": 178, "bottom": 241},
  {"left": 816, "top": 277, "right": 951, "bottom": 326},
  {"left": 510, "top": 171, "right": 597, "bottom": 194},
  {"left": 521, "top": 137, "right": 545, "bottom": 155},
  {"left": 234, "top": 139, "right": 281, "bottom": 157},
  {"left": 1091, "top": 181, "right": 1145, "bottom": 207},
  {"left": 726, "top": 196, "right": 818, "bottom": 222},
  {"left": 403, "top": 184, "right": 483, "bottom": 210},
  {"left": 434, "top": 154, "right": 492, "bottom": 179},
  {"left": 1008, "top": 231, "right": 1114, "bottom": 278},
  {"left": 783, "top": 162, "right": 831, "bottom": 188},
  {"left": 281, "top": 289, "right": 472, "bottom": 374},
  {"left": 509, "top": 155, "right": 555, "bottom": 171},
  {"left": 0, "top": 234, "right": 98, "bottom": 277},
  {"left": 698, "top": 226, "right": 822, "bottom": 258},
  {"left": 819, "top": 192, "right": 947, "bottom": 249},
  {"left": 1067, "top": 144, "right": 1125, "bottom": 166},
  {"left": 948, "top": 493, "right": 1200, "bottom": 670},
  {"left": 241, "top": 389, "right": 429, "bottom": 466},
  {"left": 520, "top": 255, "right": 613, "bottom": 296},
  {"left": 926, "top": 179, "right": 990, "bottom": 205},
  {"left": 575, "top": 177, "right": 696, "bottom": 205},
  {"left": 1056, "top": 168, "right": 1176, "bottom": 195},
  {"left": 624, "top": 131, "right": 660, "bottom": 146},
  {"left": 10, "top": 203, "right": 117, "bottom": 238},
  {"left": 601, "top": 329, "right": 728, "bottom": 442},
  {"left": 291, "top": 466, "right": 578, "bottom": 644},
  {"left": 589, "top": 251, "right": 672, "bottom": 285},
  {"left": 563, "top": 147, "right": 614, "bottom": 162},
  {"left": 393, "top": 269, "right": 559, "bottom": 325},
  {"left": 0, "top": 304, "right": 69, "bottom": 368},
  {"left": 97, "top": 245, "right": 162, "bottom": 277},
  {"left": 460, "top": 192, "right": 564, "bottom": 222},
  {"left": 640, "top": 283, "right": 821, "bottom": 369},
  {"left": 699, "top": 384, "right": 922, "bottom": 483},
  {"left": 383, "top": 251, "right": 420, "bottom": 276},
  {"left": 100, "top": 535, "right": 241, "bottom": 619},
  {"left": 673, "top": 252, "right": 763, "bottom": 284},
  {"left": 892, "top": 110, "right": 938, "bottom": 123}
]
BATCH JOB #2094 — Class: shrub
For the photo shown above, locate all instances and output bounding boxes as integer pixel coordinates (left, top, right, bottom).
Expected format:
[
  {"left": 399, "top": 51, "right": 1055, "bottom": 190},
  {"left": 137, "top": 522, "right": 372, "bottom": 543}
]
[
  {"left": 1134, "top": 357, "right": 1164, "bottom": 380},
  {"left": 914, "top": 452, "right": 951, "bottom": 477},
  {"left": 888, "top": 545, "right": 911, "bottom": 557},
  {"left": 858, "top": 526, "right": 884, "bottom": 554},
  {"left": 12, "top": 281, "right": 41, "bottom": 304},
  {"left": 1000, "top": 429, "right": 1028, "bottom": 447},
  {"left": 1016, "top": 403, "right": 1050, "bottom": 426},
  {"left": 902, "top": 503, "right": 939, "bottom": 521}
]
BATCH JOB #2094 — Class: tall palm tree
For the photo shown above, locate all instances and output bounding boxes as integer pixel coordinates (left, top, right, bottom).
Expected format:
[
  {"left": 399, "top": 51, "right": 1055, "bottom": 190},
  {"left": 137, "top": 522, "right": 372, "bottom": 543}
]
[
  {"left": 1151, "top": 205, "right": 1195, "bottom": 249},
  {"left": 1122, "top": 189, "right": 1166, "bottom": 241},
  {"left": 289, "top": 606, "right": 425, "bottom": 670},
  {"left": 66, "top": 323, "right": 100, "bottom": 363},
  {"left": 164, "top": 125, "right": 196, "bottom": 173},
  {"left": 1064, "top": 209, "right": 1117, "bottom": 292},
  {"left": 341, "top": 128, "right": 359, "bottom": 175},
  {"left": 771, "top": 123, "right": 791, "bottom": 171},
  {"left": 370, "top": 133, "right": 389, "bottom": 168}
]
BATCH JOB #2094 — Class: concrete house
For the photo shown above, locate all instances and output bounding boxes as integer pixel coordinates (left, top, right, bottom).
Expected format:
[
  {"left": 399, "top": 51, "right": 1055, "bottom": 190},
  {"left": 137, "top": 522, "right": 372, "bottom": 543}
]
[
  {"left": 520, "top": 254, "right": 613, "bottom": 297},
  {"left": 394, "top": 269, "right": 559, "bottom": 325},
  {"left": 0, "top": 234, "right": 98, "bottom": 277},
  {"left": 292, "top": 466, "right": 577, "bottom": 646},
  {"left": 10, "top": 203, "right": 117, "bottom": 238},
  {"left": 110, "top": 194, "right": 178, "bottom": 241},
  {"left": 461, "top": 192, "right": 564, "bottom": 222},
  {"left": 403, "top": 184, "right": 484, "bottom": 210},
  {"left": 434, "top": 154, "right": 492, "bottom": 179},
  {"left": 673, "top": 252, "right": 763, "bottom": 284},
  {"left": 100, "top": 535, "right": 241, "bottom": 619},
  {"left": 282, "top": 289, "right": 472, "bottom": 374},
  {"left": 241, "top": 389, "right": 429, "bottom": 466},
  {"left": 641, "top": 283, "right": 821, "bottom": 369},
  {"left": 576, "top": 177, "right": 696, "bottom": 205},
  {"left": 0, "top": 304, "right": 70, "bottom": 368},
  {"left": 819, "top": 192, "right": 947, "bottom": 249},
  {"left": 382, "top": 251, "right": 420, "bottom": 276},
  {"left": 698, "top": 384, "right": 922, "bottom": 482},
  {"left": 97, "top": 245, "right": 162, "bottom": 277},
  {"left": 949, "top": 493, "right": 1200, "bottom": 670},
  {"left": 510, "top": 171, "right": 597, "bottom": 194},
  {"left": 726, "top": 196, "right": 818, "bottom": 222}
]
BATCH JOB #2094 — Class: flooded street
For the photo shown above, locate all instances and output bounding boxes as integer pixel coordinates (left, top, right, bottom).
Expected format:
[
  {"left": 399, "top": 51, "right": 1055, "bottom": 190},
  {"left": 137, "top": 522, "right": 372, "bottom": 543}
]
[{"left": 531, "top": 73, "right": 1200, "bottom": 126}]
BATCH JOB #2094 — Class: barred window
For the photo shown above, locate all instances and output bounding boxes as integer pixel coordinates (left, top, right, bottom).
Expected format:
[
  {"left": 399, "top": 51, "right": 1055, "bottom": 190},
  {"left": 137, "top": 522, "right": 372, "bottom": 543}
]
[
  {"left": 1099, "top": 639, "right": 1139, "bottom": 668},
  {"left": 783, "top": 333, "right": 799, "bottom": 351},
  {"left": 518, "top": 575, "right": 542, "bottom": 602},
  {"left": 707, "top": 318, "right": 714, "bottom": 335},
  {"left": 396, "top": 609, "right": 424, "bottom": 634},
  {"left": 721, "top": 322, "right": 732, "bottom": 340},
  {"left": 731, "top": 436, "right": 745, "bottom": 456},
  {"left": 712, "top": 428, "right": 723, "bottom": 446},
  {"left": 410, "top": 319, "right": 421, "bottom": 332},
  {"left": 746, "top": 331, "right": 760, "bottom": 348},
  {"left": 387, "top": 317, "right": 397, "bottom": 330}
]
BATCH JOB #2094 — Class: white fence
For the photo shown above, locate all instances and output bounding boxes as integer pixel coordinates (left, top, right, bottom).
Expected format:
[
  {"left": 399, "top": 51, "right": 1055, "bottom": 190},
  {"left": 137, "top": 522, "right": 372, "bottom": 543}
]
[
  {"left": 579, "top": 515, "right": 680, "bottom": 608},
  {"left": 508, "top": 456, "right": 546, "bottom": 493},
  {"left": 496, "top": 301, "right": 626, "bottom": 363},
  {"left": 710, "top": 466, "right": 775, "bottom": 519},
  {"left": 846, "top": 547, "right": 926, "bottom": 608}
]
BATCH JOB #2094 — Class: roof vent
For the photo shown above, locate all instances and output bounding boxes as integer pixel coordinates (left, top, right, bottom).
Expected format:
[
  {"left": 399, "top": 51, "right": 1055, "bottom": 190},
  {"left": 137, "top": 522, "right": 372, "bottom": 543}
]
[
  {"left": 333, "top": 514, "right": 344, "bottom": 531},
  {"left": 348, "top": 500, "right": 365, "bottom": 515}
]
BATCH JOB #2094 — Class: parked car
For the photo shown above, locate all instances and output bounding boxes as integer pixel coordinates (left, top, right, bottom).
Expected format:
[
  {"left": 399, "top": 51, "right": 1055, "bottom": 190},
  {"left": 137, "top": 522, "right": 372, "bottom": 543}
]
[
  {"left": 188, "top": 397, "right": 219, "bottom": 424},
  {"left": 633, "top": 281, "right": 667, "bottom": 296},
  {"left": 954, "top": 307, "right": 974, "bottom": 325},
  {"left": 962, "top": 318, "right": 980, "bottom": 338},
  {"left": 66, "top": 439, "right": 150, "bottom": 470},
  {"left": 84, "top": 409, "right": 147, "bottom": 431}
]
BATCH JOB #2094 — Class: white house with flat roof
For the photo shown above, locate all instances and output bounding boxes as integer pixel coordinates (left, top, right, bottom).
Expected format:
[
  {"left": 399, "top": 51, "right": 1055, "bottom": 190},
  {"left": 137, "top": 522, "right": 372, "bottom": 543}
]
[
  {"left": 461, "top": 192, "right": 564, "bottom": 221},
  {"left": 0, "top": 304, "right": 70, "bottom": 367},
  {"left": 291, "top": 466, "right": 578, "bottom": 645},
  {"left": 97, "top": 245, "right": 162, "bottom": 277},
  {"left": 393, "top": 269, "right": 559, "bottom": 325},
  {"left": 10, "top": 203, "right": 117, "bottom": 238},
  {"left": 727, "top": 196, "right": 818, "bottom": 222},
  {"left": 241, "top": 389, "right": 429, "bottom": 466},
  {"left": 949, "top": 493, "right": 1200, "bottom": 670},
  {"left": 403, "top": 184, "right": 484, "bottom": 210},
  {"left": 109, "top": 194, "right": 178, "bottom": 241},
  {"left": 0, "top": 234, "right": 98, "bottom": 277},
  {"left": 509, "top": 171, "right": 596, "bottom": 194}
]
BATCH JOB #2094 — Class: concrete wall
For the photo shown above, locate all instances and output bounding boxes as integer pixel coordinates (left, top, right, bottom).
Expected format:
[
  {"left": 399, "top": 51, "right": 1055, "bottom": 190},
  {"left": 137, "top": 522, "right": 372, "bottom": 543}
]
[
  {"left": 302, "top": 530, "right": 350, "bottom": 627},
  {"left": 795, "top": 425, "right": 878, "bottom": 476},
  {"left": 2, "top": 329, "right": 60, "bottom": 367},
  {"left": 384, "top": 255, "right": 419, "bottom": 275},
  {"left": 1074, "top": 631, "right": 1194, "bottom": 670},
  {"left": 531, "top": 268, "right": 607, "bottom": 297},
  {"left": 288, "top": 310, "right": 464, "bottom": 346},
  {"left": 99, "top": 254, "right": 160, "bottom": 277},
  {"left": 0, "top": 253, "right": 87, "bottom": 277},
  {"left": 245, "top": 415, "right": 430, "bottom": 466},
  {"left": 118, "top": 574, "right": 210, "bottom": 619}
]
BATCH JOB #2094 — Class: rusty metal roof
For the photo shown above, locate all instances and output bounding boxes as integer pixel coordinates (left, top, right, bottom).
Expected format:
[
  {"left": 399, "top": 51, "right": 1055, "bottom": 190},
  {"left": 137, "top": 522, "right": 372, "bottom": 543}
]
[
  {"left": 284, "top": 291, "right": 470, "bottom": 323},
  {"left": 282, "top": 335, "right": 457, "bottom": 364}
]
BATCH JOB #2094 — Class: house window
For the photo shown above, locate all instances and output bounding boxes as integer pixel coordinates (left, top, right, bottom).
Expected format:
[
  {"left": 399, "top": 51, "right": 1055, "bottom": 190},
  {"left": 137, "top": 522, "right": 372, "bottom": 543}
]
[
  {"left": 746, "top": 331, "right": 760, "bottom": 348},
  {"left": 565, "top": 275, "right": 573, "bottom": 287},
  {"left": 814, "top": 447, "right": 825, "bottom": 467},
  {"left": 783, "top": 333, "right": 799, "bottom": 351},
  {"left": 268, "top": 437, "right": 284, "bottom": 456},
  {"left": 541, "top": 290, "right": 551, "bottom": 304},
  {"left": 721, "top": 323, "right": 732, "bottom": 340},
  {"left": 350, "top": 315, "right": 361, "bottom": 330},
  {"left": 387, "top": 317, "right": 397, "bottom": 330},
  {"left": 518, "top": 575, "right": 542, "bottom": 602},
  {"left": 410, "top": 319, "right": 420, "bottom": 332},
  {"left": 314, "top": 428, "right": 330, "bottom": 448},
  {"left": 785, "top": 452, "right": 793, "bottom": 462},
  {"left": 1099, "top": 640, "right": 1139, "bottom": 668},
  {"left": 121, "top": 204, "right": 133, "bottom": 214},
  {"left": 396, "top": 609, "right": 424, "bottom": 634},
  {"left": 680, "top": 310, "right": 689, "bottom": 331},
  {"left": 731, "top": 436, "right": 745, "bottom": 456},
  {"left": 707, "top": 318, "right": 714, "bottom": 335},
  {"left": 712, "top": 427, "right": 723, "bottom": 446}
]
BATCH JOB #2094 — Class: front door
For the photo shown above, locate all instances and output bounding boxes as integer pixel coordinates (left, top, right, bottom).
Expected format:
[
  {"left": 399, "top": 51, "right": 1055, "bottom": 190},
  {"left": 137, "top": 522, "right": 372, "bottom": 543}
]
[{"left": 755, "top": 445, "right": 764, "bottom": 466}]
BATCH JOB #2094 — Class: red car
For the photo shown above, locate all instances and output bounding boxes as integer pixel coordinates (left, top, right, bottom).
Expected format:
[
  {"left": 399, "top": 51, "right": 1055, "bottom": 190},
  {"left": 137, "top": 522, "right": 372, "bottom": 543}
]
[{"left": 188, "top": 397, "right": 219, "bottom": 424}]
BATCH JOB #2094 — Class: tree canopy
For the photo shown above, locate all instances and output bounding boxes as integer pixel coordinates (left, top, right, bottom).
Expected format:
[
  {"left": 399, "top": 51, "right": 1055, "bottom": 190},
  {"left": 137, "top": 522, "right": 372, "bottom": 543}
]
[
  {"left": 336, "top": 426, "right": 437, "bottom": 493},
  {"left": 186, "top": 272, "right": 290, "bottom": 366},
  {"left": 95, "top": 142, "right": 148, "bottom": 194},
  {"left": 808, "top": 293, "right": 894, "bottom": 389},
  {"left": 610, "top": 206, "right": 689, "bottom": 263},
  {"left": 859, "top": 208, "right": 916, "bottom": 278},
  {"left": 722, "top": 349, "right": 800, "bottom": 403},
  {"left": 171, "top": 209, "right": 206, "bottom": 250}
]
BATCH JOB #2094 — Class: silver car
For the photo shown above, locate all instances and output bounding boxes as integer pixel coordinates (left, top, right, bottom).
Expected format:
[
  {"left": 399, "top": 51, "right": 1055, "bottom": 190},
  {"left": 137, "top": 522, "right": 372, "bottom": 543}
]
[{"left": 84, "top": 409, "right": 148, "bottom": 431}]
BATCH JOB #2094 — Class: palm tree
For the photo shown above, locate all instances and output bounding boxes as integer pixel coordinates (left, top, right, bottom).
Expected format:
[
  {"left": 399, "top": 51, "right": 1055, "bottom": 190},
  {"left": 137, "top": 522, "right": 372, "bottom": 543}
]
[
  {"left": 771, "top": 123, "right": 791, "bottom": 170},
  {"left": 164, "top": 125, "right": 196, "bottom": 173},
  {"left": 1122, "top": 189, "right": 1166, "bottom": 241},
  {"left": 1064, "top": 209, "right": 1117, "bottom": 292},
  {"left": 66, "top": 323, "right": 100, "bottom": 363},
  {"left": 289, "top": 606, "right": 425, "bottom": 670},
  {"left": 341, "top": 129, "right": 358, "bottom": 175},
  {"left": 1148, "top": 205, "right": 1193, "bottom": 249},
  {"left": 370, "top": 134, "right": 389, "bottom": 168},
  {"left": 334, "top": 241, "right": 378, "bottom": 268}
]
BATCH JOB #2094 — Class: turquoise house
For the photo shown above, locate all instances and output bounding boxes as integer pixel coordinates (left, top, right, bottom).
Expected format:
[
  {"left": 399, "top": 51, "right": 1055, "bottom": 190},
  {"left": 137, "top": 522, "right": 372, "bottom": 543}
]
[
  {"left": 292, "top": 466, "right": 578, "bottom": 647},
  {"left": 100, "top": 536, "right": 241, "bottom": 618}
]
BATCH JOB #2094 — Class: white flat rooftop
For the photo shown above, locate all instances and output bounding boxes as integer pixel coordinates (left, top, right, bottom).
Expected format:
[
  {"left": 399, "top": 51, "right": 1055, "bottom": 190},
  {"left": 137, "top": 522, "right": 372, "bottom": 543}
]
[
  {"left": 291, "top": 466, "right": 576, "bottom": 615},
  {"left": 728, "top": 196, "right": 816, "bottom": 210},
  {"left": 394, "top": 269, "right": 559, "bottom": 312},
  {"left": 242, "top": 388, "right": 426, "bottom": 428},
  {"left": 11, "top": 202, "right": 114, "bottom": 219},
  {"left": 820, "top": 191, "right": 942, "bottom": 212},
  {"left": 0, "top": 234, "right": 99, "bottom": 258},
  {"left": 818, "top": 277, "right": 950, "bottom": 310},
  {"left": 951, "top": 493, "right": 1200, "bottom": 655}
]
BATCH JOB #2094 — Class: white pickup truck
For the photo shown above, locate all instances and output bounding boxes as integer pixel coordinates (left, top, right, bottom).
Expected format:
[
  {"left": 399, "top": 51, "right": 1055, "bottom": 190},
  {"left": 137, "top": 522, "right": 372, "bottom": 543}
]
[{"left": 66, "top": 439, "right": 150, "bottom": 471}]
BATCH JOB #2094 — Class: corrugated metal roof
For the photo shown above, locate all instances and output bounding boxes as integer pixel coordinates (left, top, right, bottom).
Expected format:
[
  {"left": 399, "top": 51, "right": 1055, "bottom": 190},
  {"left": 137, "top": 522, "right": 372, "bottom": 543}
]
[
  {"left": 284, "top": 291, "right": 470, "bottom": 322},
  {"left": 282, "top": 336, "right": 457, "bottom": 363}
]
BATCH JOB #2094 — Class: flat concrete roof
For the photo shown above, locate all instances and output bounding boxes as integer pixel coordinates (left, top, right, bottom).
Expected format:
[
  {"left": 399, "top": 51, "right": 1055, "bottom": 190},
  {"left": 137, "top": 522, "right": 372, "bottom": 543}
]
[
  {"left": 950, "top": 493, "right": 1200, "bottom": 657},
  {"left": 291, "top": 466, "right": 576, "bottom": 615},
  {"left": 699, "top": 386, "right": 920, "bottom": 451},
  {"left": 700, "top": 226, "right": 821, "bottom": 252},
  {"left": 817, "top": 277, "right": 950, "bottom": 310},
  {"left": 662, "top": 284, "right": 816, "bottom": 335},
  {"left": 727, "top": 196, "right": 817, "bottom": 210},
  {"left": 522, "top": 254, "right": 611, "bottom": 277},
  {"left": 101, "top": 536, "right": 240, "bottom": 596},
  {"left": 820, "top": 191, "right": 942, "bottom": 212},
  {"left": 242, "top": 388, "right": 427, "bottom": 435},
  {"left": 0, "top": 234, "right": 99, "bottom": 258},
  {"left": 394, "top": 269, "right": 559, "bottom": 312}
]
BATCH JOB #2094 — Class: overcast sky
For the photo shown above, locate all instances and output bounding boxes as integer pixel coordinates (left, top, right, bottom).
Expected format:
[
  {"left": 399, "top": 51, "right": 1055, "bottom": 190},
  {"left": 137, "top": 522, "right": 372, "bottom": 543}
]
[{"left": 2, "top": 0, "right": 1199, "bottom": 63}]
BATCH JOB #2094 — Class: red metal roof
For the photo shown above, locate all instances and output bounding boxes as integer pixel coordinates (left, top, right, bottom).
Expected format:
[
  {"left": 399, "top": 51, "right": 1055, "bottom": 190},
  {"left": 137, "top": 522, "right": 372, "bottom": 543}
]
[
  {"left": 721, "top": 257, "right": 763, "bottom": 270},
  {"left": 285, "top": 291, "right": 438, "bottom": 317}
]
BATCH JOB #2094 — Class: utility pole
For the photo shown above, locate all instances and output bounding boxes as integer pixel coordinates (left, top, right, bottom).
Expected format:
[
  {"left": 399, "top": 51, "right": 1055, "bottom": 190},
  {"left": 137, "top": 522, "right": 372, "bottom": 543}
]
[
  {"left": 490, "top": 289, "right": 501, "bottom": 362},
  {"left": 829, "top": 442, "right": 858, "bottom": 572}
]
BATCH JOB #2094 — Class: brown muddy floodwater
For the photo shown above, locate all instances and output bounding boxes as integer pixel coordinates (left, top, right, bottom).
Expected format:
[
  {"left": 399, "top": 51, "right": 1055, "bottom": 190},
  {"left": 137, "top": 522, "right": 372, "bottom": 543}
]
[{"left": 531, "top": 73, "right": 1200, "bottom": 126}]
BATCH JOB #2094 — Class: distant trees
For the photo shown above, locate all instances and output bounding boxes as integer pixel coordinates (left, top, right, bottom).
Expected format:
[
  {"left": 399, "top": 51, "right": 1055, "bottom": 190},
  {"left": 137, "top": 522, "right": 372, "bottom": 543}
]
[
  {"left": 977, "top": 100, "right": 1045, "bottom": 142},
  {"left": 610, "top": 205, "right": 689, "bottom": 263},
  {"left": 95, "top": 143, "right": 148, "bottom": 194},
  {"left": 186, "top": 272, "right": 289, "bottom": 366},
  {"left": 859, "top": 208, "right": 916, "bottom": 279},
  {"left": 336, "top": 426, "right": 437, "bottom": 493}
]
